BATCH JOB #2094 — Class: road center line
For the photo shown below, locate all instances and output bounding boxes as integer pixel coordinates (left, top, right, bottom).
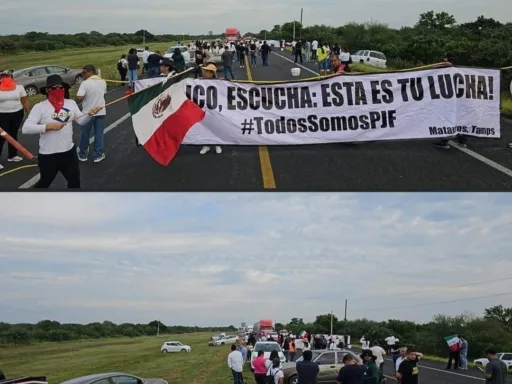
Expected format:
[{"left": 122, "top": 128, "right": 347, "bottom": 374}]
[
  {"left": 18, "top": 112, "right": 131, "bottom": 189},
  {"left": 245, "top": 56, "right": 277, "bottom": 189}
]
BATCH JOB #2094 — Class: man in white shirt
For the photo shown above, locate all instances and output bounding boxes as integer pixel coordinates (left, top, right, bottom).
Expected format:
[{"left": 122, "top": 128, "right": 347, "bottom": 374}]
[
  {"left": 311, "top": 40, "right": 318, "bottom": 61},
  {"left": 227, "top": 344, "right": 244, "bottom": 384},
  {"left": 384, "top": 335, "right": 397, "bottom": 354},
  {"left": 76, "top": 65, "right": 107, "bottom": 163},
  {"left": 370, "top": 342, "right": 386, "bottom": 371},
  {"left": 142, "top": 47, "right": 150, "bottom": 74},
  {"left": 360, "top": 336, "right": 370, "bottom": 350}
]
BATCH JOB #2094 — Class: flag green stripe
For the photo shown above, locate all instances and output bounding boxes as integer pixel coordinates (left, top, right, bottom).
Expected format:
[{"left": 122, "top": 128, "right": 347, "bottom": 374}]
[{"left": 128, "top": 71, "right": 192, "bottom": 116}]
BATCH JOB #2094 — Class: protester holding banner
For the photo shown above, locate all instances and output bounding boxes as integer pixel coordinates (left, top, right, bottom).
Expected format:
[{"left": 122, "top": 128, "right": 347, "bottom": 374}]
[
  {"left": 432, "top": 53, "right": 469, "bottom": 149},
  {"left": 199, "top": 63, "right": 222, "bottom": 155}
]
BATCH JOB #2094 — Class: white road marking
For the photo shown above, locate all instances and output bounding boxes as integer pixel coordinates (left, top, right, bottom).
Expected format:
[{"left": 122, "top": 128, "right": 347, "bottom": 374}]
[
  {"left": 18, "top": 113, "right": 131, "bottom": 189},
  {"left": 274, "top": 52, "right": 512, "bottom": 180},
  {"left": 272, "top": 51, "right": 320, "bottom": 76},
  {"left": 449, "top": 141, "right": 512, "bottom": 177}
]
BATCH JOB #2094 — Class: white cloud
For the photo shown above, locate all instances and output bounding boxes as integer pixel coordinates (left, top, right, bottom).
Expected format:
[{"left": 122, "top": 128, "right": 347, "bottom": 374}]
[{"left": 1, "top": 192, "right": 511, "bottom": 326}]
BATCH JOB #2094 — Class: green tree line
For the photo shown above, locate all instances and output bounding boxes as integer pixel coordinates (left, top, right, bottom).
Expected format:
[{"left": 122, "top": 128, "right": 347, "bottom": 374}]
[
  {"left": 275, "top": 305, "right": 512, "bottom": 360},
  {"left": 0, "top": 29, "right": 222, "bottom": 53},
  {"left": 0, "top": 320, "right": 236, "bottom": 345}
]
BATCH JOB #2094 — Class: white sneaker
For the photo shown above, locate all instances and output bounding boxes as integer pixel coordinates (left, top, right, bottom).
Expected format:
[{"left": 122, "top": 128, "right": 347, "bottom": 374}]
[
  {"left": 0, "top": 163, "right": 4, "bottom": 170},
  {"left": 7, "top": 156, "right": 23, "bottom": 162},
  {"left": 215, "top": 146, "right": 222, "bottom": 154},
  {"left": 200, "top": 146, "right": 211, "bottom": 155}
]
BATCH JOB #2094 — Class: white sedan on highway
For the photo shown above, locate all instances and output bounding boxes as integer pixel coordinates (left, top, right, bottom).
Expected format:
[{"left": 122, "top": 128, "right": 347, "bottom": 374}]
[{"left": 160, "top": 341, "right": 191, "bottom": 353}]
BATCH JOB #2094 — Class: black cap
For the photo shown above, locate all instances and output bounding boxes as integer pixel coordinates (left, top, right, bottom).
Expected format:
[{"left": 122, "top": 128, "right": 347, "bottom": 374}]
[
  {"left": 485, "top": 347, "right": 497, "bottom": 355},
  {"left": 40, "top": 74, "right": 70, "bottom": 95},
  {"left": 160, "top": 58, "right": 174, "bottom": 67}
]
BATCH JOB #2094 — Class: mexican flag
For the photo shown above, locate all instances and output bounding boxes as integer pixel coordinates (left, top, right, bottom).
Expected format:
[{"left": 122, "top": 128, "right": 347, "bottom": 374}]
[
  {"left": 299, "top": 330, "right": 307, "bottom": 339},
  {"left": 444, "top": 335, "right": 460, "bottom": 352},
  {"left": 128, "top": 71, "right": 205, "bottom": 166}
]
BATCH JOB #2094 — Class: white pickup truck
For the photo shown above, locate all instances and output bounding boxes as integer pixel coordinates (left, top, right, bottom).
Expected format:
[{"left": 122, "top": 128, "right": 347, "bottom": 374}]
[{"left": 474, "top": 352, "right": 512, "bottom": 369}]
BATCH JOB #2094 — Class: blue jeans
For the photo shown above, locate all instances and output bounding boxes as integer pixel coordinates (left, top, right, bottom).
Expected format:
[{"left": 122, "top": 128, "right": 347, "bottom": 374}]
[
  {"left": 459, "top": 351, "right": 467, "bottom": 369},
  {"left": 231, "top": 369, "right": 243, "bottom": 384},
  {"left": 79, "top": 116, "right": 105, "bottom": 159},
  {"left": 128, "top": 69, "right": 138, "bottom": 84},
  {"left": 224, "top": 66, "right": 234, "bottom": 79},
  {"left": 250, "top": 52, "right": 257, "bottom": 66},
  {"left": 262, "top": 54, "right": 269, "bottom": 66},
  {"left": 148, "top": 67, "right": 160, "bottom": 78}
]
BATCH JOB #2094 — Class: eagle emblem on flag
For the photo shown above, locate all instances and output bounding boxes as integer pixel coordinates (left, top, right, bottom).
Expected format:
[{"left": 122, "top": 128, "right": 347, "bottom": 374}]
[{"left": 152, "top": 92, "right": 172, "bottom": 118}]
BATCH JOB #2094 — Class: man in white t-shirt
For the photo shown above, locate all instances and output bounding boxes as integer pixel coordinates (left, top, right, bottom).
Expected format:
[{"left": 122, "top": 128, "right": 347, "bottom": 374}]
[
  {"left": 370, "top": 342, "right": 386, "bottom": 371},
  {"left": 360, "top": 336, "right": 370, "bottom": 350},
  {"left": 76, "top": 64, "right": 107, "bottom": 163},
  {"left": 227, "top": 344, "right": 244, "bottom": 384},
  {"left": 142, "top": 47, "right": 150, "bottom": 73},
  {"left": 311, "top": 40, "right": 318, "bottom": 61}
]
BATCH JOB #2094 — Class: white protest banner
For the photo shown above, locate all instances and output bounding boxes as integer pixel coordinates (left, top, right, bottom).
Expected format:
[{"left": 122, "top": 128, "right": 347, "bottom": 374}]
[
  {"left": 134, "top": 78, "right": 165, "bottom": 91},
  {"left": 180, "top": 67, "right": 501, "bottom": 145}
]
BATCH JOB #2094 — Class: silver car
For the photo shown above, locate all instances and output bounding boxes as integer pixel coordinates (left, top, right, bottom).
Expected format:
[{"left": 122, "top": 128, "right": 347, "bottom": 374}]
[
  {"left": 12, "top": 65, "right": 84, "bottom": 96},
  {"left": 60, "top": 373, "right": 168, "bottom": 384}
]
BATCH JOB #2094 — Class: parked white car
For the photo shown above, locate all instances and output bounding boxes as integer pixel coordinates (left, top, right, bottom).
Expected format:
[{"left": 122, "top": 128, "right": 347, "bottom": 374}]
[
  {"left": 163, "top": 46, "right": 193, "bottom": 67},
  {"left": 212, "top": 335, "right": 239, "bottom": 345},
  {"left": 352, "top": 50, "right": 387, "bottom": 68},
  {"left": 160, "top": 341, "right": 191, "bottom": 353},
  {"left": 250, "top": 342, "right": 286, "bottom": 369},
  {"left": 474, "top": 352, "right": 512, "bottom": 369},
  {"left": 211, "top": 333, "right": 226, "bottom": 341}
]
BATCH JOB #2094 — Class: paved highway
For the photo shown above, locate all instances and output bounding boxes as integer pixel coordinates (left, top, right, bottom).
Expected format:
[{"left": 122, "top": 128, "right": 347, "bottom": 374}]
[{"left": 1, "top": 50, "right": 512, "bottom": 190}]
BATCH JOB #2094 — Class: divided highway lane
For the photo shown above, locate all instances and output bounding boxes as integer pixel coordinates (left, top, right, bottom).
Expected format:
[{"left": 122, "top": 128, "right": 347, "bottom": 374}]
[{"left": 1, "top": 51, "right": 512, "bottom": 190}]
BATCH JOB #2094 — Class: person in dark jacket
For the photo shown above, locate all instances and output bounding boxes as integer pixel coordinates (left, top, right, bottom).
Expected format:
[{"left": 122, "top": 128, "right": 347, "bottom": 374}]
[
  {"left": 146, "top": 50, "right": 164, "bottom": 78},
  {"left": 294, "top": 40, "right": 303, "bottom": 63},
  {"left": 171, "top": 48, "right": 186, "bottom": 73},
  {"left": 432, "top": 52, "right": 469, "bottom": 150},
  {"left": 296, "top": 350, "right": 319, "bottom": 384}
]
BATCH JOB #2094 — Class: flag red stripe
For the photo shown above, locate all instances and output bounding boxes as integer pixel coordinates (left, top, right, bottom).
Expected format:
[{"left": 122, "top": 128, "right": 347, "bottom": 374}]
[{"left": 143, "top": 99, "right": 205, "bottom": 166}]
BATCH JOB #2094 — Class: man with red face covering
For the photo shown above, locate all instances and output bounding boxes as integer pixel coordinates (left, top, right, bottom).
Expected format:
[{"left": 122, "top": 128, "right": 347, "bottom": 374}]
[
  {"left": 22, "top": 74, "right": 103, "bottom": 188},
  {"left": 0, "top": 70, "right": 31, "bottom": 170}
]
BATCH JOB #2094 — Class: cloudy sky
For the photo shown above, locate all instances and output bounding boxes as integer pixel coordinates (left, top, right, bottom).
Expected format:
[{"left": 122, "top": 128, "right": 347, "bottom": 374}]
[
  {"left": 1, "top": 192, "right": 511, "bottom": 327},
  {"left": 0, "top": 0, "right": 511, "bottom": 35}
]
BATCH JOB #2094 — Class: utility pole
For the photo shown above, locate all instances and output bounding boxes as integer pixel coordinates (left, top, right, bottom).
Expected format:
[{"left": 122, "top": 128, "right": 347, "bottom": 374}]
[
  {"left": 300, "top": 8, "right": 303, "bottom": 39},
  {"left": 157, "top": 320, "right": 160, "bottom": 336},
  {"left": 330, "top": 310, "right": 333, "bottom": 336},
  {"left": 293, "top": 20, "right": 296, "bottom": 41},
  {"left": 344, "top": 299, "right": 348, "bottom": 345},
  {"left": 143, "top": 29, "right": 146, "bottom": 45}
]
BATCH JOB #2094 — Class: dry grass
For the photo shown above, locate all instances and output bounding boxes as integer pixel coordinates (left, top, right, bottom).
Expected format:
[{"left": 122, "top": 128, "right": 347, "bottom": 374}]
[{"left": 0, "top": 333, "right": 257, "bottom": 384}]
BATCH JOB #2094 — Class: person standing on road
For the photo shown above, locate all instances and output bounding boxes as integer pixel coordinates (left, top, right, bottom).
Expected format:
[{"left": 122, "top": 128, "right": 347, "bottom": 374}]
[
  {"left": 360, "top": 349, "right": 379, "bottom": 383},
  {"left": 395, "top": 347, "right": 408, "bottom": 374},
  {"left": 21, "top": 74, "right": 102, "bottom": 188},
  {"left": 0, "top": 69, "right": 30, "bottom": 170},
  {"left": 459, "top": 335, "right": 469, "bottom": 370},
  {"left": 142, "top": 46, "right": 150, "bottom": 74},
  {"left": 311, "top": 39, "right": 318, "bottom": 61},
  {"left": 304, "top": 40, "right": 311, "bottom": 62},
  {"left": 117, "top": 54, "right": 128, "bottom": 82},
  {"left": 390, "top": 342, "right": 401, "bottom": 371},
  {"left": 199, "top": 63, "right": 222, "bottom": 155},
  {"left": 127, "top": 48, "right": 140, "bottom": 87},
  {"left": 221, "top": 46, "right": 235, "bottom": 80},
  {"left": 146, "top": 50, "right": 164, "bottom": 78},
  {"left": 336, "top": 354, "right": 365, "bottom": 384},
  {"left": 481, "top": 347, "right": 508, "bottom": 384},
  {"left": 370, "top": 342, "right": 386, "bottom": 372},
  {"left": 268, "top": 357, "right": 284, "bottom": 384},
  {"left": 260, "top": 41, "right": 270, "bottom": 66},
  {"left": 294, "top": 40, "right": 303, "bottom": 64},
  {"left": 296, "top": 350, "right": 319, "bottom": 384},
  {"left": 249, "top": 41, "right": 257, "bottom": 67},
  {"left": 317, "top": 44, "right": 329, "bottom": 76},
  {"left": 396, "top": 348, "right": 422, "bottom": 384},
  {"left": 171, "top": 48, "right": 186, "bottom": 73},
  {"left": 76, "top": 65, "right": 107, "bottom": 163},
  {"left": 194, "top": 45, "right": 209, "bottom": 78},
  {"left": 227, "top": 344, "right": 244, "bottom": 384},
  {"left": 384, "top": 334, "right": 397, "bottom": 355},
  {"left": 360, "top": 335, "right": 370, "bottom": 350}
]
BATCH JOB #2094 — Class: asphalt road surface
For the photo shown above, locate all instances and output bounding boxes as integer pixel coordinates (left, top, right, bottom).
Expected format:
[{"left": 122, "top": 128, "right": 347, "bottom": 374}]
[
  {"left": 349, "top": 347, "right": 487, "bottom": 384},
  {"left": 1, "top": 50, "right": 512, "bottom": 190}
]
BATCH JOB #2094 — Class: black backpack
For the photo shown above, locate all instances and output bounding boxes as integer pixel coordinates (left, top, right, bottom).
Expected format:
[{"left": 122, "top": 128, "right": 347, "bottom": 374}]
[
  {"left": 117, "top": 60, "right": 124, "bottom": 71},
  {"left": 265, "top": 366, "right": 281, "bottom": 384}
]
